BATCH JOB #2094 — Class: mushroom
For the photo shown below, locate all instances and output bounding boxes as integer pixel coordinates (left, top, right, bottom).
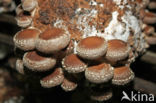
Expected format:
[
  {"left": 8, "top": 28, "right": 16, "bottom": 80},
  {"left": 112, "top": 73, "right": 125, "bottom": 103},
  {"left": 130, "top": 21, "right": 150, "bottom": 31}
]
[
  {"left": 139, "top": 0, "right": 150, "bottom": 8},
  {"left": 21, "top": 0, "right": 38, "bottom": 12},
  {"left": 76, "top": 36, "right": 107, "bottom": 60},
  {"left": 145, "top": 36, "right": 156, "bottom": 45},
  {"left": 90, "top": 90, "right": 112, "bottom": 102},
  {"left": 0, "top": 0, "right": 16, "bottom": 13},
  {"left": 13, "top": 28, "right": 40, "bottom": 51},
  {"left": 112, "top": 66, "right": 135, "bottom": 85},
  {"left": 85, "top": 63, "right": 114, "bottom": 84},
  {"left": 143, "top": 11, "right": 156, "bottom": 24},
  {"left": 148, "top": 1, "right": 156, "bottom": 9},
  {"left": 106, "top": 39, "right": 130, "bottom": 62},
  {"left": 15, "top": 4, "right": 33, "bottom": 28},
  {"left": 23, "top": 51, "right": 56, "bottom": 71},
  {"left": 62, "top": 54, "right": 87, "bottom": 73},
  {"left": 61, "top": 77, "right": 78, "bottom": 92},
  {"left": 36, "top": 28, "right": 70, "bottom": 54},
  {"left": 16, "top": 16, "right": 32, "bottom": 28},
  {"left": 40, "top": 68, "right": 64, "bottom": 88},
  {"left": 15, "top": 59, "right": 25, "bottom": 75},
  {"left": 1, "top": 0, "right": 12, "bottom": 5}
]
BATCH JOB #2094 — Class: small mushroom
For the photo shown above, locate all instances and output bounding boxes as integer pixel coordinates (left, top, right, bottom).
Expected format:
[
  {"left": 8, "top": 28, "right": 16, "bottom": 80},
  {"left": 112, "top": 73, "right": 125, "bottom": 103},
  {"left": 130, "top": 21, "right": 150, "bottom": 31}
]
[
  {"left": 148, "top": 1, "right": 156, "bottom": 9},
  {"left": 36, "top": 28, "right": 70, "bottom": 54},
  {"left": 40, "top": 68, "right": 64, "bottom": 88},
  {"left": 21, "top": 0, "right": 38, "bottom": 12},
  {"left": 15, "top": 4, "right": 33, "bottom": 28},
  {"left": 1, "top": 0, "right": 12, "bottom": 5},
  {"left": 106, "top": 39, "right": 130, "bottom": 62},
  {"left": 16, "top": 16, "right": 32, "bottom": 28},
  {"left": 76, "top": 36, "right": 107, "bottom": 60},
  {"left": 143, "top": 11, "right": 156, "bottom": 24},
  {"left": 85, "top": 63, "right": 114, "bottom": 84},
  {"left": 145, "top": 36, "right": 156, "bottom": 45},
  {"left": 90, "top": 90, "right": 112, "bottom": 102},
  {"left": 112, "top": 66, "right": 135, "bottom": 85},
  {"left": 140, "top": 0, "right": 150, "bottom": 8},
  {"left": 62, "top": 54, "right": 87, "bottom": 73},
  {"left": 0, "top": 0, "right": 16, "bottom": 13},
  {"left": 15, "top": 59, "right": 24, "bottom": 75},
  {"left": 61, "top": 77, "right": 78, "bottom": 92},
  {"left": 13, "top": 28, "right": 40, "bottom": 51},
  {"left": 23, "top": 51, "right": 56, "bottom": 71}
]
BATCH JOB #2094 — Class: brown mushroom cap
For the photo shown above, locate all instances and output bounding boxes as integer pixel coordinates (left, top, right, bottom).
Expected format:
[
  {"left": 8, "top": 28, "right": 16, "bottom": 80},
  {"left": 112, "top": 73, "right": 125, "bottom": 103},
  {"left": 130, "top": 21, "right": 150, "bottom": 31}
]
[
  {"left": 61, "top": 78, "right": 78, "bottom": 92},
  {"left": 23, "top": 51, "right": 56, "bottom": 71},
  {"left": 76, "top": 36, "right": 107, "bottom": 60},
  {"left": 21, "top": 0, "right": 37, "bottom": 11},
  {"left": 16, "top": 59, "right": 24, "bottom": 75},
  {"left": 36, "top": 28, "right": 70, "bottom": 54},
  {"left": 90, "top": 90, "right": 112, "bottom": 102},
  {"left": 13, "top": 28, "right": 40, "bottom": 51},
  {"left": 112, "top": 66, "right": 134, "bottom": 85},
  {"left": 85, "top": 63, "right": 114, "bottom": 84},
  {"left": 40, "top": 68, "right": 64, "bottom": 88},
  {"left": 106, "top": 39, "right": 130, "bottom": 62},
  {"left": 62, "top": 54, "right": 87, "bottom": 73}
]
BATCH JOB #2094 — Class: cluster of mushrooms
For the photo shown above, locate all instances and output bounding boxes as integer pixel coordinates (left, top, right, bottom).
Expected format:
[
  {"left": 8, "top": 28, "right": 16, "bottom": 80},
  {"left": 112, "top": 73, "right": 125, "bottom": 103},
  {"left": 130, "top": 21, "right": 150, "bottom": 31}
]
[
  {"left": 140, "top": 0, "right": 156, "bottom": 45},
  {"left": 13, "top": 0, "right": 155, "bottom": 102}
]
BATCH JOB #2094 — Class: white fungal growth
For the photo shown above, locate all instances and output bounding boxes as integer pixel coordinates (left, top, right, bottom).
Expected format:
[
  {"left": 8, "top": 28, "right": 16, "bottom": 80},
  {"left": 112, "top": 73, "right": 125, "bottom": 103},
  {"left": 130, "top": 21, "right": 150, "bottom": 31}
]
[
  {"left": 89, "top": 0, "right": 97, "bottom": 6},
  {"left": 113, "top": 0, "right": 129, "bottom": 9},
  {"left": 74, "top": 8, "right": 98, "bottom": 38},
  {"left": 113, "top": 0, "right": 128, "bottom": 5},
  {"left": 113, "top": 0, "right": 122, "bottom": 5},
  {"left": 53, "top": 19, "right": 65, "bottom": 29},
  {"left": 51, "top": 1, "right": 143, "bottom": 54},
  {"left": 53, "top": 19, "right": 70, "bottom": 35},
  {"left": 104, "top": 11, "right": 129, "bottom": 41},
  {"left": 76, "top": 9, "right": 141, "bottom": 42}
]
